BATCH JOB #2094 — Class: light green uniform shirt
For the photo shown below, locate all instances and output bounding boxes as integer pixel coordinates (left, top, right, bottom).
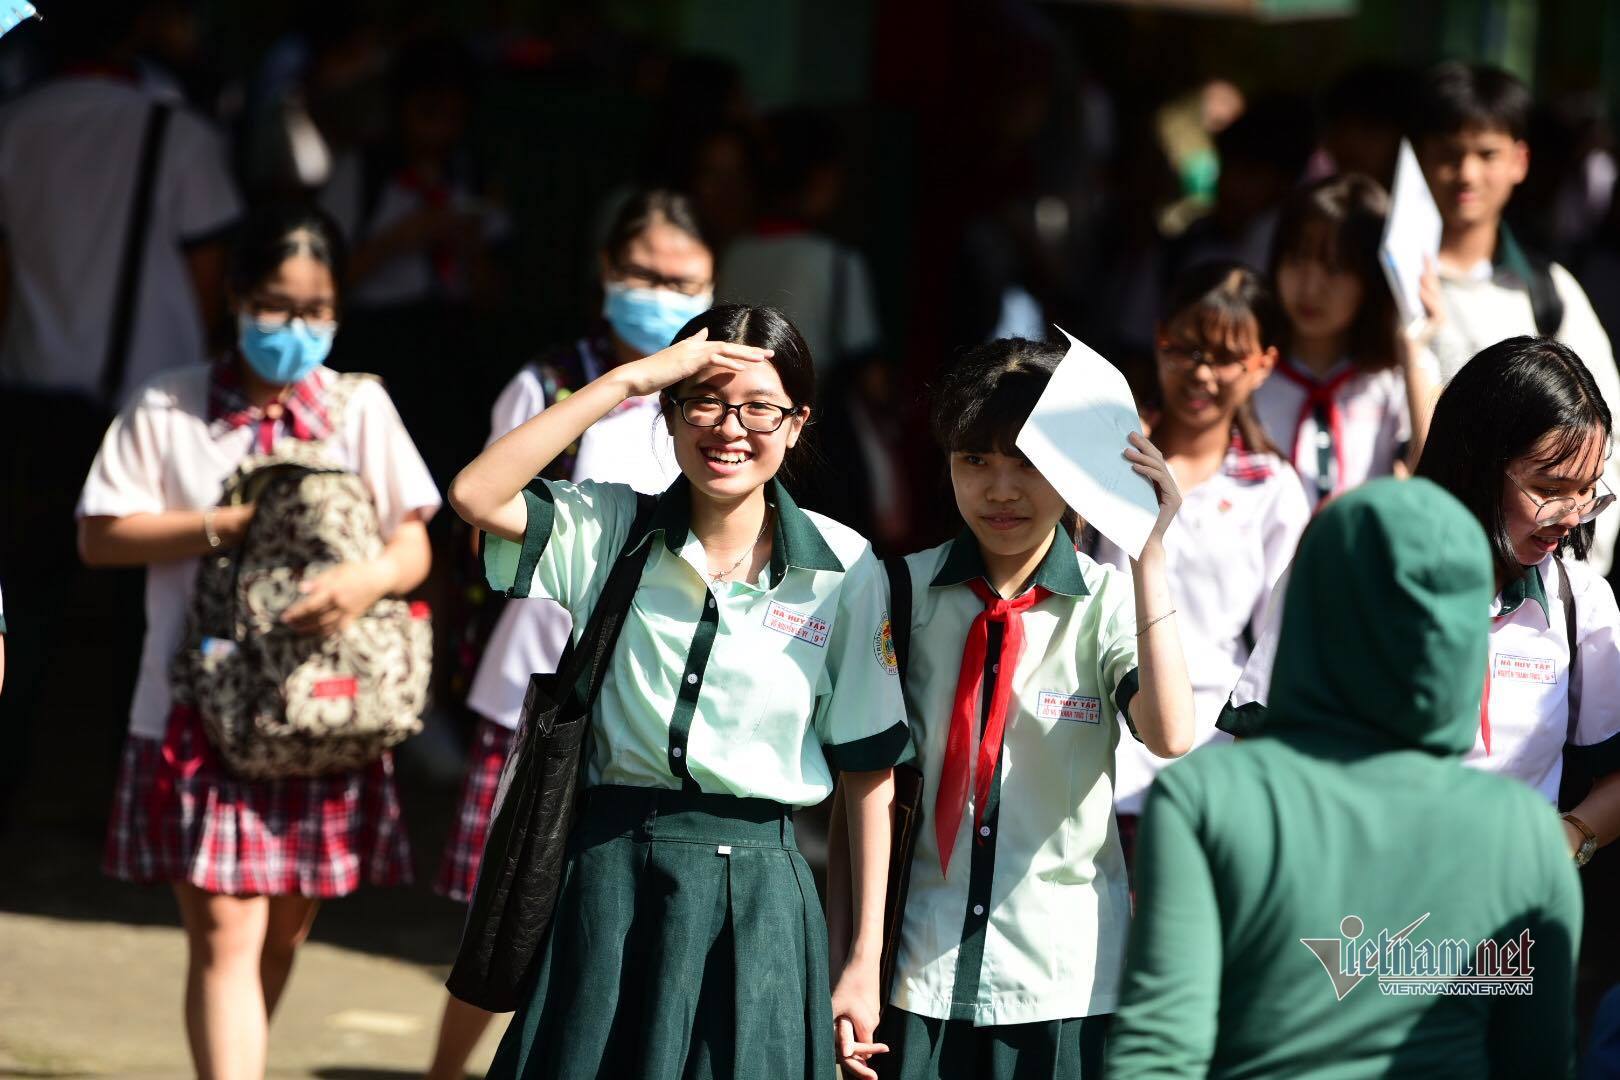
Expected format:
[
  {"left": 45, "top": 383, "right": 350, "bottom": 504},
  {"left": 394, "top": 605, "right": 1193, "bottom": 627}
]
[
  {"left": 892, "top": 530, "right": 1141, "bottom": 1025},
  {"left": 484, "top": 476, "right": 910, "bottom": 804}
]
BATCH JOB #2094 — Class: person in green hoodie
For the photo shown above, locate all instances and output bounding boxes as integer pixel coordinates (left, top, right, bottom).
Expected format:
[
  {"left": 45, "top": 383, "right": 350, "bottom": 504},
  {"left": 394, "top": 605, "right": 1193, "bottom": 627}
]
[{"left": 1105, "top": 477, "right": 1582, "bottom": 1079}]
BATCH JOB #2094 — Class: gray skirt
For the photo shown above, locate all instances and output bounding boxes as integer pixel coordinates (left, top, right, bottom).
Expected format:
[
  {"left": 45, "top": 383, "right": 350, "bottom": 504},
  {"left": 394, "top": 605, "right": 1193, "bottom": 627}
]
[{"left": 487, "top": 785, "right": 835, "bottom": 1080}]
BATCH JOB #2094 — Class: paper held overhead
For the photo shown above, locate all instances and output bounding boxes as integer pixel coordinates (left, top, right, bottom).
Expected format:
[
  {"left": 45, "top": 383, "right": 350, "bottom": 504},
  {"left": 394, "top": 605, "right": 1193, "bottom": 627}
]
[
  {"left": 0, "top": 3, "right": 36, "bottom": 40},
  {"left": 1379, "top": 138, "right": 1443, "bottom": 332},
  {"left": 1015, "top": 328, "right": 1159, "bottom": 560}
]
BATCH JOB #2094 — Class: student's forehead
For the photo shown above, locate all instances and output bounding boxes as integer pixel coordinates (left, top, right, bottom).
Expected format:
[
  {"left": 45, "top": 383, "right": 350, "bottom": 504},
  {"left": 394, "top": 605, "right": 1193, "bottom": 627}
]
[
  {"left": 623, "top": 223, "right": 712, "bottom": 280},
  {"left": 1526, "top": 430, "right": 1609, "bottom": 480},
  {"left": 263, "top": 255, "right": 336, "bottom": 300},
  {"left": 685, "top": 362, "right": 787, "bottom": 397},
  {"left": 1164, "top": 307, "right": 1259, "bottom": 353},
  {"left": 1447, "top": 124, "right": 1521, "bottom": 150}
]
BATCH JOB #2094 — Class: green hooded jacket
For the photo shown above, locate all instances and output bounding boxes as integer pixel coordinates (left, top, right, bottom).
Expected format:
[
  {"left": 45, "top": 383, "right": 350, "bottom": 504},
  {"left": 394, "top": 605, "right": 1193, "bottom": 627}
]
[{"left": 1105, "top": 478, "right": 1582, "bottom": 1079}]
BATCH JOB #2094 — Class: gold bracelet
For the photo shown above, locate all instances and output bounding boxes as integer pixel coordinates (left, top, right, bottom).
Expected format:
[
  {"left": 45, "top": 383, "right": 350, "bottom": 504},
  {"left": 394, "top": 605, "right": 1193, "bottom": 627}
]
[
  {"left": 1563, "top": 812, "right": 1598, "bottom": 868},
  {"left": 1136, "top": 608, "right": 1176, "bottom": 637},
  {"left": 202, "top": 508, "right": 222, "bottom": 550}
]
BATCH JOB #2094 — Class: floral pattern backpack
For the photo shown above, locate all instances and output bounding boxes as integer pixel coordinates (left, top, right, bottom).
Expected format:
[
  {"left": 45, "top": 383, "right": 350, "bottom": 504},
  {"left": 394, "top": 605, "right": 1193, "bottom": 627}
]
[{"left": 171, "top": 377, "right": 432, "bottom": 778}]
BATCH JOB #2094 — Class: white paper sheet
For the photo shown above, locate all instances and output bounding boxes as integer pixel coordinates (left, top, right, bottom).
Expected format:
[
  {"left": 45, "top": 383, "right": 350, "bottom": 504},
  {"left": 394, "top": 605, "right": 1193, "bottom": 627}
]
[
  {"left": 1015, "top": 327, "right": 1160, "bottom": 560},
  {"left": 1379, "top": 139, "right": 1443, "bottom": 331}
]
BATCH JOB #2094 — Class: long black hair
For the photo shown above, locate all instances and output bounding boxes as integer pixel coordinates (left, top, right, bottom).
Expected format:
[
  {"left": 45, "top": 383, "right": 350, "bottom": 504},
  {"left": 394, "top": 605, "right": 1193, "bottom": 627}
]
[
  {"left": 664, "top": 304, "right": 816, "bottom": 478},
  {"left": 1415, "top": 336, "right": 1611, "bottom": 582}
]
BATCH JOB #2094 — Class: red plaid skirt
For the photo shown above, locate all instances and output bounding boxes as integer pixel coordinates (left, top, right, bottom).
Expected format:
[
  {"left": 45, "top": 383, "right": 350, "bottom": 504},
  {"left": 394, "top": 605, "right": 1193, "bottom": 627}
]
[
  {"left": 103, "top": 705, "right": 413, "bottom": 898},
  {"left": 433, "top": 716, "right": 515, "bottom": 902}
]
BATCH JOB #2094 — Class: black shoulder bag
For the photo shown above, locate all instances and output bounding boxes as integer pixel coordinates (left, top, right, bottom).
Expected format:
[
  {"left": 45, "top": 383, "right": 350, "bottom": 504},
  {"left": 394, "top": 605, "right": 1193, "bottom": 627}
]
[
  {"left": 447, "top": 492, "right": 657, "bottom": 1011},
  {"left": 830, "top": 556, "right": 923, "bottom": 1007}
]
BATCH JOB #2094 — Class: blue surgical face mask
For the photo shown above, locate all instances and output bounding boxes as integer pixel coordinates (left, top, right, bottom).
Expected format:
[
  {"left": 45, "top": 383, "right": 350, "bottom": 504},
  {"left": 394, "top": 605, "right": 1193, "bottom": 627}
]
[
  {"left": 602, "top": 282, "right": 713, "bottom": 357},
  {"left": 237, "top": 312, "right": 337, "bottom": 385}
]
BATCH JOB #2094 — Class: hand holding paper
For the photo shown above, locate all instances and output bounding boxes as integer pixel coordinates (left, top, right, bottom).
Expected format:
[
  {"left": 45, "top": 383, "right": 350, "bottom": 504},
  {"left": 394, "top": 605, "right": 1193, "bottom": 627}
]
[
  {"left": 1379, "top": 139, "right": 1443, "bottom": 332},
  {"left": 1015, "top": 328, "right": 1169, "bottom": 560}
]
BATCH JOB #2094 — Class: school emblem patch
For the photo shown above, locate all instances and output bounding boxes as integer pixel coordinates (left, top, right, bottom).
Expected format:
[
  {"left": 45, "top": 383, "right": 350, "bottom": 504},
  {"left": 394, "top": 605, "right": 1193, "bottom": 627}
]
[{"left": 873, "top": 615, "right": 898, "bottom": 675}]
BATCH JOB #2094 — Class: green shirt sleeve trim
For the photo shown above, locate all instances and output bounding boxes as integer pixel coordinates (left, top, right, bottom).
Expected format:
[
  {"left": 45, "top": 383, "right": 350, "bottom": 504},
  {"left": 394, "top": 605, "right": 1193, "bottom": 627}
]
[
  {"left": 1215, "top": 698, "right": 1270, "bottom": 739},
  {"left": 825, "top": 720, "right": 911, "bottom": 772},
  {"left": 506, "top": 480, "right": 557, "bottom": 599},
  {"left": 1569, "top": 728, "right": 1620, "bottom": 777},
  {"left": 1115, "top": 666, "right": 1141, "bottom": 743}
]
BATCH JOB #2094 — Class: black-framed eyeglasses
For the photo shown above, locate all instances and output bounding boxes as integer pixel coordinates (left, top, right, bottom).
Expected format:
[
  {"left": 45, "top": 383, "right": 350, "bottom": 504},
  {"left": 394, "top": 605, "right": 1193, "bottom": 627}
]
[
  {"left": 1507, "top": 472, "right": 1616, "bottom": 526},
  {"left": 614, "top": 262, "right": 713, "bottom": 297},
  {"left": 246, "top": 295, "right": 338, "bottom": 332},
  {"left": 1156, "top": 339, "right": 1255, "bottom": 381},
  {"left": 673, "top": 395, "right": 800, "bottom": 433}
]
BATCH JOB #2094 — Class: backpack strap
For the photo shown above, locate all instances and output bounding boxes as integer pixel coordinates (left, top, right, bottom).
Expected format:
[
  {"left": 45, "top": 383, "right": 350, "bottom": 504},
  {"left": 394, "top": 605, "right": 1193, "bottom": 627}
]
[
  {"left": 553, "top": 492, "right": 660, "bottom": 715},
  {"left": 1497, "top": 225, "right": 1565, "bottom": 339},
  {"left": 881, "top": 555, "right": 912, "bottom": 680},
  {"left": 101, "top": 102, "right": 172, "bottom": 406},
  {"left": 1556, "top": 556, "right": 1582, "bottom": 744}
]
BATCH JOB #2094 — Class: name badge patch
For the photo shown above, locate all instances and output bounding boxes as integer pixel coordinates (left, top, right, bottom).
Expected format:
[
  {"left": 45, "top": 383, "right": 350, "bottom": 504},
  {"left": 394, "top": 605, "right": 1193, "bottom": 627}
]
[
  {"left": 1038, "top": 691, "right": 1101, "bottom": 724},
  {"left": 1493, "top": 652, "right": 1557, "bottom": 685},
  {"left": 763, "top": 601, "right": 830, "bottom": 648}
]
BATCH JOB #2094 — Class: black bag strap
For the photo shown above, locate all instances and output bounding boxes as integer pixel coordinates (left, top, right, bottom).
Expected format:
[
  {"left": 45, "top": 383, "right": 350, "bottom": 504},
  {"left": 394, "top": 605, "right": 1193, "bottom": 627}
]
[
  {"left": 101, "top": 102, "right": 173, "bottom": 406},
  {"left": 1497, "top": 224, "right": 1565, "bottom": 339},
  {"left": 882, "top": 555, "right": 912, "bottom": 680},
  {"left": 1556, "top": 556, "right": 1582, "bottom": 744},
  {"left": 546, "top": 492, "right": 659, "bottom": 729}
]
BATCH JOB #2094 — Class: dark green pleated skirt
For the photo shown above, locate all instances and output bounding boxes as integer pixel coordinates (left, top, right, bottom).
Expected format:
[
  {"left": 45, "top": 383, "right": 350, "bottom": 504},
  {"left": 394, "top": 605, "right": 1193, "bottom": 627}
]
[
  {"left": 487, "top": 785, "right": 835, "bottom": 1080},
  {"left": 873, "top": 1007, "right": 1108, "bottom": 1080}
]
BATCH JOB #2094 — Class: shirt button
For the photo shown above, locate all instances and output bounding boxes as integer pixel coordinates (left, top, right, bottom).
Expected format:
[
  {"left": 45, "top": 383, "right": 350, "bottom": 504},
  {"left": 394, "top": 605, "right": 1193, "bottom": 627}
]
[
  {"left": 1316, "top": 431, "right": 1332, "bottom": 448},
  {"left": 973, "top": 904, "right": 985, "bottom": 916},
  {"left": 979, "top": 825, "right": 991, "bottom": 837},
  {"left": 686, "top": 673, "right": 698, "bottom": 685},
  {"left": 992, "top": 663, "right": 999, "bottom": 674},
  {"left": 672, "top": 747, "right": 684, "bottom": 758},
  {"left": 706, "top": 597, "right": 715, "bottom": 610}
]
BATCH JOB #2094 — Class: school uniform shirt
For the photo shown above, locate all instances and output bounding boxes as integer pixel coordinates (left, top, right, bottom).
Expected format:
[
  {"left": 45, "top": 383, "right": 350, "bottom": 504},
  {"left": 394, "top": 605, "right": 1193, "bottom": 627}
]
[
  {"left": 319, "top": 149, "right": 513, "bottom": 308},
  {"left": 1093, "top": 443, "right": 1308, "bottom": 813},
  {"left": 1221, "top": 554, "right": 1620, "bottom": 802},
  {"left": 466, "top": 343, "right": 679, "bottom": 729},
  {"left": 1432, "top": 255, "right": 1620, "bottom": 573},
  {"left": 0, "top": 76, "right": 241, "bottom": 404},
  {"left": 76, "top": 363, "right": 441, "bottom": 740},
  {"left": 1251, "top": 351, "right": 1439, "bottom": 510},
  {"left": 483, "top": 476, "right": 909, "bottom": 804},
  {"left": 891, "top": 531, "right": 1141, "bottom": 1026}
]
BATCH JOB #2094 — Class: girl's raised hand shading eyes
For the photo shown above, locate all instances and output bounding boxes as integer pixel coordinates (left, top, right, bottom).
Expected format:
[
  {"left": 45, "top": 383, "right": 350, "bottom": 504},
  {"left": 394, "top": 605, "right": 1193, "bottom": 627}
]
[
  {"left": 615, "top": 326, "right": 774, "bottom": 398},
  {"left": 1125, "top": 431, "right": 1184, "bottom": 542}
]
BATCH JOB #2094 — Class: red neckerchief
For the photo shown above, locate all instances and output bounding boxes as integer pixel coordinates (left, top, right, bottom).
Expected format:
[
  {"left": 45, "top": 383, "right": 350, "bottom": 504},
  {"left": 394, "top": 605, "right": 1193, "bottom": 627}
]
[
  {"left": 1273, "top": 360, "right": 1358, "bottom": 500},
  {"left": 208, "top": 361, "right": 333, "bottom": 454},
  {"left": 395, "top": 164, "right": 456, "bottom": 288},
  {"left": 935, "top": 578, "right": 1049, "bottom": 877},
  {"left": 751, "top": 216, "right": 811, "bottom": 238}
]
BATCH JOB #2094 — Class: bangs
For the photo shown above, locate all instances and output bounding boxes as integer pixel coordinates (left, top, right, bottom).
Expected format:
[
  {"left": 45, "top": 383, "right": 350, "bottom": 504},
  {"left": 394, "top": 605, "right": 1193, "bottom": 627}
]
[
  {"left": 943, "top": 367, "right": 1047, "bottom": 456},
  {"left": 1280, "top": 217, "right": 1347, "bottom": 273},
  {"left": 1527, "top": 422, "right": 1609, "bottom": 479},
  {"left": 1170, "top": 298, "right": 1262, "bottom": 357}
]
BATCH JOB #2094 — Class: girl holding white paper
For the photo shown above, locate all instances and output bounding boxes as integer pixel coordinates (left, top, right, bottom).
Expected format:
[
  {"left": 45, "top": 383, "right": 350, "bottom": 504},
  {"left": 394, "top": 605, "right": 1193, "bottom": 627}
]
[
  {"left": 830, "top": 337, "right": 1194, "bottom": 1080},
  {"left": 1255, "top": 173, "right": 1443, "bottom": 509},
  {"left": 1091, "top": 262, "right": 1310, "bottom": 865}
]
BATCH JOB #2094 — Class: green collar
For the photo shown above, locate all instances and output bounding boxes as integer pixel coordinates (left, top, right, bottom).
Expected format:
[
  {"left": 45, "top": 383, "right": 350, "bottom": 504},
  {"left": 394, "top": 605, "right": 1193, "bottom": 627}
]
[
  {"left": 1497, "top": 562, "right": 1550, "bottom": 621},
  {"left": 643, "top": 476, "right": 844, "bottom": 587},
  {"left": 929, "top": 525, "right": 1089, "bottom": 597}
]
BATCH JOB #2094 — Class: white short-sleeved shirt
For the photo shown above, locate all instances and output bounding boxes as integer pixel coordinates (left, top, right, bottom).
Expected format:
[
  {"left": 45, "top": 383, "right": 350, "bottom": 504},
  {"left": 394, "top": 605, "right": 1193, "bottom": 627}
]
[
  {"left": 483, "top": 477, "right": 910, "bottom": 804},
  {"left": 76, "top": 364, "right": 441, "bottom": 738},
  {"left": 893, "top": 531, "right": 1142, "bottom": 1025},
  {"left": 717, "top": 230, "right": 879, "bottom": 375},
  {"left": 0, "top": 77, "right": 241, "bottom": 404},
  {"left": 1252, "top": 353, "right": 1437, "bottom": 510},
  {"left": 319, "top": 149, "right": 512, "bottom": 308},
  {"left": 466, "top": 342, "right": 678, "bottom": 728},
  {"left": 1222, "top": 555, "right": 1620, "bottom": 802},
  {"left": 1093, "top": 444, "right": 1309, "bottom": 813}
]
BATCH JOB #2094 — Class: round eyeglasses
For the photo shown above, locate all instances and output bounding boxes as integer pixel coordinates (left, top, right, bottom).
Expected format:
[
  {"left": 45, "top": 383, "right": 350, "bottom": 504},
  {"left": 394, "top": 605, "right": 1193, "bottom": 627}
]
[
  {"left": 245, "top": 299, "right": 338, "bottom": 333},
  {"left": 674, "top": 395, "right": 800, "bottom": 433},
  {"left": 1507, "top": 472, "right": 1616, "bottom": 526},
  {"left": 1155, "top": 340, "right": 1255, "bottom": 382}
]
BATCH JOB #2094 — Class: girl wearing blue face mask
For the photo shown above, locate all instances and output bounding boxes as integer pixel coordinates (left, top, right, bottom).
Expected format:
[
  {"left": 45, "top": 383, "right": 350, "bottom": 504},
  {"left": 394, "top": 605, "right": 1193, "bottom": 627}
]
[
  {"left": 78, "top": 205, "right": 441, "bottom": 1080},
  {"left": 424, "top": 188, "right": 712, "bottom": 1080}
]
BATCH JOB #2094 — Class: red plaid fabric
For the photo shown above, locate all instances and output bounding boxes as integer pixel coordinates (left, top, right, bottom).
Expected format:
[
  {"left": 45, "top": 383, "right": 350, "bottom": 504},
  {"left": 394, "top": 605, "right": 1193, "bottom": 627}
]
[
  {"left": 103, "top": 706, "right": 412, "bottom": 897},
  {"left": 433, "top": 716, "right": 516, "bottom": 903},
  {"left": 208, "top": 361, "right": 334, "bottom": 454},
  {"left": 1224, "top": 433, "right": 1276, "bottom": 484}
]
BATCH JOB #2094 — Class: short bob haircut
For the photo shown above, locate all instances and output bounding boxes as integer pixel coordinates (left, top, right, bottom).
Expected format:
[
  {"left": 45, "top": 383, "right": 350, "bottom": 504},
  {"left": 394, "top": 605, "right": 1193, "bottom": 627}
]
[
  {"left": 931, "top": 336, "right": 1062, "bottom": 457},
  {"left": 1270, "top": 174, "right": 1400, "bottom": 374},
  {"left": 1415, "top": 336, "right": 1611, "bottom": 583},
  {"left": 664, "top": 303, "right": 816, "bottom": 476}
]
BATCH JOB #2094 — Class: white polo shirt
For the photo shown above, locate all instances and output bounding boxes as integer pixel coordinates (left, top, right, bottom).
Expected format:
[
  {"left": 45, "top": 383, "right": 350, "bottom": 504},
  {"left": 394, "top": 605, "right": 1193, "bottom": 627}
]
[
  {"left": 76, "top": 364, "right": 441, "bottom": 739},
  {"left": 1222, "top": 554, "right": 1620, "bottom": 801},
  {"left": 0, "top": 77, "right": 241, "bottom": 404},
  {"left": 1093, "top": 443, "right": 1309, "bottom": 813},
  {"left": 1251, "top": 352, "right": 1438, "bottom": 511},
  {"left": 466, "top": 342, "right": 678, "bottom": 729}
]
